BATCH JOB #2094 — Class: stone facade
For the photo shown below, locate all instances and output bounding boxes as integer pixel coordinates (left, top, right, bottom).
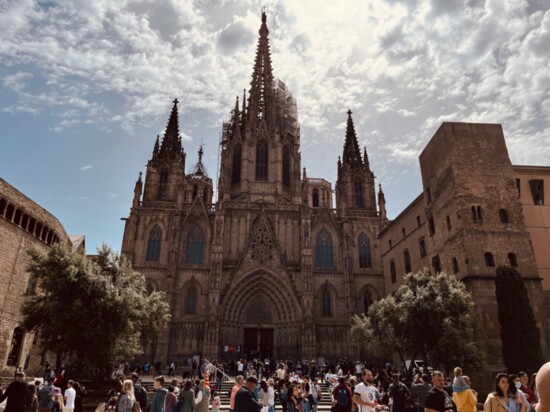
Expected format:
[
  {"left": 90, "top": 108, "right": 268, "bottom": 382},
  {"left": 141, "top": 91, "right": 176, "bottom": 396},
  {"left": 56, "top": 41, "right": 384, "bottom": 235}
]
[
  {"left": 0, "top": 178, "right": 72, "bottom": 373},
  {"left": 122, "top": 13, "right": 388, "bottom": 363},
  {"left": 380, "top": 123, "right": 550, "bottom": 374}
]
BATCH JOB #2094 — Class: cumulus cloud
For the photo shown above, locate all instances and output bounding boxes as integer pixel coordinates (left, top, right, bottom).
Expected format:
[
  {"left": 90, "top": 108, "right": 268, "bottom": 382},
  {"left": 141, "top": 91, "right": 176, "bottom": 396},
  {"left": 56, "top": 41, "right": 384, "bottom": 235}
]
[{"left": 1, "top": 0, "right": 549, "bottom": 211}]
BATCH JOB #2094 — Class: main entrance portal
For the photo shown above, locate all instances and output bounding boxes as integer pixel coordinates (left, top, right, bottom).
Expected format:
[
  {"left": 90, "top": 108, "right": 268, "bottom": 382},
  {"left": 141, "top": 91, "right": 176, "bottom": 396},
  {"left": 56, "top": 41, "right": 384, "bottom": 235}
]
[{"left": 243, "top": 328, "right": 273, "bottom": 358}]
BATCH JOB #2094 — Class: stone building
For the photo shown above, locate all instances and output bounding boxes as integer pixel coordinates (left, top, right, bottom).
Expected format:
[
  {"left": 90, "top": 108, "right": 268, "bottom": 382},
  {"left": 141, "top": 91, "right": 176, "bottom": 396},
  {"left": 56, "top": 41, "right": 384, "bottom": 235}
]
[
  {"left": 121, "top": 12, "right": 388, "bottom": 362},
  {"left": 379, "top": 123, "right": 550, "bottom": 372},
  {"left": 0, "top": 178, "right": 73, "bottom": 372}
]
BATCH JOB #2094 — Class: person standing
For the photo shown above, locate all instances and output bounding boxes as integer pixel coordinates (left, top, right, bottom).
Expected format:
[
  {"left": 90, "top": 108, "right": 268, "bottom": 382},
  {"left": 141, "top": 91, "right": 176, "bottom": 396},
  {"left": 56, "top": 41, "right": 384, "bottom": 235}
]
[
  {"left": 230, "top": 376, "right": 245, "bottom": 412},
  {"left": 483, "top": 373, "right": 526, "bottom": 412},
  {"left": 452, "top": 376, "right": 477, "bottom": 412},
  {"left": 178, "top": 380, "right": 196, "bottom": 412},
  {"left": 259, "top": 381, "right": 269, "bottom": 412},
  {"left": 353, "top": 369, "right": 378, "bottom": 412},
  {"left": 534, "top": 362, "right": 549, "bottom": 412},
  {"left": 72, "top": 382, "right": 86, "bottom": 412},
  {"left": 63, "top": 380, "right": 76, "bottom": 412},
  {"left": 234, "top": 377, "right": 263, "bottom": 412},
  {"left": 267, "top": 379, "right": 275, "bottom": 412},
  {"left": 195, "top": 380, "right": 210, "bottom": 412},
  {"left": 117, "top": 380, "right": 137, "bottom": 412},
  {"left": 411, "top": 374, "right": 432, "bottom": 412},
  {"left": 388, "top": 374, "right": 410, "bottom": 412},
  {"left": 26, "top": 385, "right": 38, "bottom": 412},
  {"left": 152, "top": 376, "right": 168, "bottom": 412},
  {"left": 165, "top": 386, "right": 178, "bottom": 412},
  {"left": 332, "top": 377, "right": 352, "bottom": 412},
  {"left": 425, "top": 372, "right": 454, "bottom": 412},
  {"left": 0, "top": 371, "right": 30, "bottom": 412},
  {"left": 37, "top": 378, "right": 54, "bottom": 412},
  {"left": 130, "top": 372, "right": 148, "bottom": 411},
  {"left": 518, "top": 372, "right": 535, "bottom": 405}
]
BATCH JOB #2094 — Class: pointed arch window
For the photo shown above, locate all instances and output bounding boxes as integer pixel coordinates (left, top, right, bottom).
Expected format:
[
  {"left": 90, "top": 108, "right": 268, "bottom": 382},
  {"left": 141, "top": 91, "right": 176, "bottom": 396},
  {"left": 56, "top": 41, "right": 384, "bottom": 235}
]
[
  {"left": 508, "top": 252, "right": 518, "bottom": 268},
  {"left": 363, "top": 288, "right": 374, "bottom": 314},
  {"left": 354, "top": 178, "right": 364, "bottom": 208},
  {"left": 158, "top": 171, "right": 168, "bottom": 199},
  {"left": 231, "top": 144, "right": 242, "bottom": 185},
  {"left": 185, "top": 286, "right": 198, "bottom": 314},
  {"left": 146, "top": 225, "right": 162, "bottom": 262},
  {"left": 312, "top": 189, "right": 320, "bottom": 208},
  {"left": 321, "top": 287, "right": 332, "bottom": 317},
  {"left": 358, "top": 232, "right": 372, "bottom": 268},
  {"left": 315, "top": 228, "right": 334, "bottom": 268},
  {"left": 283, "top": 145, "right": 291, "bottom": 188},
  {"left": 185, "top": 224, "right": 205, "bottom": 264},
  {"left": 256, "top": 139, "right": 269, "bottom": 181}
]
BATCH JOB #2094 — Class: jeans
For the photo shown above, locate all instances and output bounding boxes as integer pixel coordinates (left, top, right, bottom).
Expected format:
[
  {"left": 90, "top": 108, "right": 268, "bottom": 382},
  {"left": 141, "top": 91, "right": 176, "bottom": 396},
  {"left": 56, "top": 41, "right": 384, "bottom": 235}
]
[
  {"left": 312, "top": 398, "right": 318, "bottom": 412},
  {"left": 303, "top": 400, "right": 311, "bottom": 412}
]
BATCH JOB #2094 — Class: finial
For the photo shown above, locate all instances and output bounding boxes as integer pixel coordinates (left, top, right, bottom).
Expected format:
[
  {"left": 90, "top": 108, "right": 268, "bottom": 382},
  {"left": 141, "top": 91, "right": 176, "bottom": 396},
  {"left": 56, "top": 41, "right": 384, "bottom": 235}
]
[
  {"left": 347, "top": 109, "right": 352, "bottom": 116},
  {"left": 173, "top": 98, "right": 179, "bottom": 105},
  {"left": 198, "top": 145, "right": 203, "bottom": 162},
  {"left": 261, "top": 7, "right": 267, "bottom": 24}
]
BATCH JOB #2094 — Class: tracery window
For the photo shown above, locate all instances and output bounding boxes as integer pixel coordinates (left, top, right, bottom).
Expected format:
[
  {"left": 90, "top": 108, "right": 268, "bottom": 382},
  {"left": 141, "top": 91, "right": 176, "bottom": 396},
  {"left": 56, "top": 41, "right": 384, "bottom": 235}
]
[
  {"left": 322, "top": 287, "right": 332, "bottom": 317},
  {"left": 363, "top": 288, "right": 374, "bottom": 314},
  {"left": 256, "top": 139, "right": 269, "bottom": 181},
  {"left": 158, "top": 171, "right": 168, "bottom": 199},
  {"left": 145, "top": 225, "right": 162, "bottom": 262},
  {"left": 283, "top": 146, "right": 291, "bottom": 188},
  {"left": 358, "top": 232, "right": 372, "bottom": 268},
  {"left": 354, "top": 178, "right": 364, "bottom": 208},
  {"left": 312, "top": 189, "right": 320, "bottom": 208},
  {"left": 315, "top": 228, "right": 334, "bottom": 268},
  {"left": 185, "top": 286, "right": 198, "bottom": 314},
  {"left": 232, "top": 144, "right": 241, "bottom": 185},
  {"left": 185, "top": 224, "right": 205, "bottom": 264}
]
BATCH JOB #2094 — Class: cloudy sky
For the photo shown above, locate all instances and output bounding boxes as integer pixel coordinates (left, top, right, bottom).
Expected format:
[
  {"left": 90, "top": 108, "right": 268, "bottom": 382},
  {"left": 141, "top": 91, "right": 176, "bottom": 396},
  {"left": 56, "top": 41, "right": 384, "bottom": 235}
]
[{"left": 1, "top": 0, "right": 549, "bottom": 252}]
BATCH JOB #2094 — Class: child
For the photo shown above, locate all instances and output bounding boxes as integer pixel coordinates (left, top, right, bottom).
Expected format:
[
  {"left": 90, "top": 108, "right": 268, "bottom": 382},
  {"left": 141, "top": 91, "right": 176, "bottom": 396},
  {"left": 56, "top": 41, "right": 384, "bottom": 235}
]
[
  {"left": 211, "top": 391, "right": 221, "bottom": 412},
  {"left": 452, "top": 367, "right": 469, "bottom": 393}
]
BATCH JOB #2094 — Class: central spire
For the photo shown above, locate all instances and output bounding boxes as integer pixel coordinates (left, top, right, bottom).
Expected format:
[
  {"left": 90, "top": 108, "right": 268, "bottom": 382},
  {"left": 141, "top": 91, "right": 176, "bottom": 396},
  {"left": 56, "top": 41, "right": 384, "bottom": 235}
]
[
  {"left": 247, "top": 10, "right": 275, "bottom": 131},
  {"left": 342, "top": 109, "right": 363, "bottom": 168},
  {"left": 158, "top": 98, "right": 184, "bottom": 160}
]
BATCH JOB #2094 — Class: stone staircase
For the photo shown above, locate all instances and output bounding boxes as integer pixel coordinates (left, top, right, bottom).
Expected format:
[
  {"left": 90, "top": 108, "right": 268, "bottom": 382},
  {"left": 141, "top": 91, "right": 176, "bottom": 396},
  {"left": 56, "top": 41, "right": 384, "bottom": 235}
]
[{"left": 140, "top": 378, "right": 335, "bottom": 411}]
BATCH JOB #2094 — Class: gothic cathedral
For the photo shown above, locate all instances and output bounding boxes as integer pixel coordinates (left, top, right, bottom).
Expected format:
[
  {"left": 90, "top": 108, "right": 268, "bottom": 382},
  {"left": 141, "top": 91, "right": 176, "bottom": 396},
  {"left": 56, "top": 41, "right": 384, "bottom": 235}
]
[{"left": 121, "top": 12, "right": 388, "bottom": 362}]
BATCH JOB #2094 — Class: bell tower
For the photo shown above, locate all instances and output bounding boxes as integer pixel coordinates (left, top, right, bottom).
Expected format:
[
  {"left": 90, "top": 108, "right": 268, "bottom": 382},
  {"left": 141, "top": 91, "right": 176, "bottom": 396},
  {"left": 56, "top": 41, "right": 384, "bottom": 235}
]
[
  {"left": 335, "top": 110, "right": 377, "bottom": 214},
  {"left": 218, "top": 12, "right": 302, "bottom": 205},
  {"left": 142, "top": 99, "right": 186, "bottom": 203}
]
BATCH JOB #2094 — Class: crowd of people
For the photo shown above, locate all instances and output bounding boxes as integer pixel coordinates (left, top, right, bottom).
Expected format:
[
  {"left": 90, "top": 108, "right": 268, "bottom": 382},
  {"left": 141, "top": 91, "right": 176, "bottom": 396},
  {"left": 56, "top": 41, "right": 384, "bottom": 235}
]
[
  {"left": 0, "top": 370, "right": 86, "bottom": 412},
  {"left": 0, "top": 359, "right": 548, "bottom": 412}
]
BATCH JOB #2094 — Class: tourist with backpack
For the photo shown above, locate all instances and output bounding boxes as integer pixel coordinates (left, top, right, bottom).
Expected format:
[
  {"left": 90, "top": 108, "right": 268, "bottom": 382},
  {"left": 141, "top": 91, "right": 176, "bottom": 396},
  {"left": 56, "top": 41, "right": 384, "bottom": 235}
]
[
  {"left": 130, "top": 373, "right": 148, "bottom": 411},
  {"left": 332, "top": 377, "right": 352, "bottom": 412},
  {"left": 38, "top": 378, "right": 54, "bottom": 412}
]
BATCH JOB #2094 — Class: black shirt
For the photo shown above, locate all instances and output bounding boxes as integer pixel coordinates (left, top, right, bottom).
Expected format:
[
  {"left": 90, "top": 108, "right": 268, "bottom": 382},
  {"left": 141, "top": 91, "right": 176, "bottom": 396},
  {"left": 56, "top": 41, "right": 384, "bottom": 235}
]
[{"left": 425, "top": 388, "right": 454, "bottom": 412}]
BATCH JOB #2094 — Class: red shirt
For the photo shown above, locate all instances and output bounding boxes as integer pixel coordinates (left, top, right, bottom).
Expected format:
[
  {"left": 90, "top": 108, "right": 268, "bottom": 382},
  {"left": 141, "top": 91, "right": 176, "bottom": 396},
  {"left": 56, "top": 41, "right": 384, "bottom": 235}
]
[{"left": 521, "top": 385, "right": 535, "bottom": 404}]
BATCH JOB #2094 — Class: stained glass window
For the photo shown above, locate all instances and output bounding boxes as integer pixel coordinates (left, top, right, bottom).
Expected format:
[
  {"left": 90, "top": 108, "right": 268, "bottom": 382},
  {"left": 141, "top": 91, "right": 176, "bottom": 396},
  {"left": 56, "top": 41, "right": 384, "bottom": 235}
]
[
  {"left": 146, "top": 225, "right": 162, "bottom": 262},
  {"left": 185, "top": 224, "right": 205, "bottom": 264},
  {"left": 256, "top": 139, "right": 269, "bottom": 180},
  {"left": 185, "top": 286, "right": 197, "bottom": 314},
  {"left": 322, "top": 287, "right": 332, "bottom": 317},
  {"left": 315, "top": 228, "right": 334, "bottom": 268},
  {"left": 283, "top": 146, "right": 291, "bottom": 187},
  {"left": 358, "top": 232, "right": 372, "bottom": 268}
]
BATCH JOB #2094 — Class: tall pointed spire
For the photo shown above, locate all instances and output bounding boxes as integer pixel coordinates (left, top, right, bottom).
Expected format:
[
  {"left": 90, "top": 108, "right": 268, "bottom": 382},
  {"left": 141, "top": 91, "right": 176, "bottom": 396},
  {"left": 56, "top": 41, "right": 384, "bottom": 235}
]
[
  {"left": 378, "top": 183, "right": 387, "bottom": 220},
  {"left": 342, "top": 109, "right": 363, "bottom": 168},
  {"left": 363, "top": 146, "right": 370, "bottom": 169},
  {"left": 159, "top": 98, "right": 183, "bottom": 159},
  {"left": 153, "top": 135, "right": 160, "bottom": 158},
  {"left": 247, "top": 10, "right": 275, "bottom": 130}
]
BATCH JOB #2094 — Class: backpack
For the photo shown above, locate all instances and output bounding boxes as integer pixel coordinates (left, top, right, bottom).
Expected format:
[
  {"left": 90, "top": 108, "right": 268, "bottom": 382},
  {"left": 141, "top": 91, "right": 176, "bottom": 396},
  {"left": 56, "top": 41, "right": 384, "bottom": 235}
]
[
  {"left": 134, "top": 383, "right": 148, "bottom": 410},
  {"left": 38, "top": 385, "right": 52, "bottom": 405},
  {"left": 337, "top": 387, "right": 349, "bottom": 406}
]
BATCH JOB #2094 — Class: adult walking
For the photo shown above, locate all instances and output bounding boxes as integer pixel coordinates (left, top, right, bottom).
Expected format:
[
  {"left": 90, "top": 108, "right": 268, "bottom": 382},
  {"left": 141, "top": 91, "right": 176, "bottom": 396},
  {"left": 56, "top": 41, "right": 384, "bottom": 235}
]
[
  {"left": 0, "top": 371, "right": 30, "bottom": 412},
  {"left": 234, "top": 377, "right": 263, "bottom": 412},
  {"left": 483, "top": 373, "right": 526, "bottom": 412},
  {"left": 411, "top": 374, "right": 432, "bottom": 412},
  {"left": 424, "top": 371, "right": 454, "bottom": 412},
  {"left": 152, "top": 376, "right": 168, "bottom": 412},
  {"left": 178, "top": 381, "right": 196, "bottom": 412},
  {"left": 230, "top": 376, "right": 244, "bottom": 412},
  {"left": 353, "top": 369, "right": 378, "bottom": 412},
  {"left": 195, "top": 380, "right": 210, "bottom": 412},
  {"left": 117, "top": 379, "right": 137, "bottom": 412}
]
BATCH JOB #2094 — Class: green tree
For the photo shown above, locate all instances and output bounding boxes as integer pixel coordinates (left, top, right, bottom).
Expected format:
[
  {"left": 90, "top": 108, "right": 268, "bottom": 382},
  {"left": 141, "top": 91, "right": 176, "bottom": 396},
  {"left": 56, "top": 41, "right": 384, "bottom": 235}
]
[
  {"left": 495, "top": 265, "right": 544, "bottom": 374},
  {"left": 351, "top": 270, "right": 483, "bottom": 374},
  {"left": 22, "top": 244, "right": 170, "bottom": 378}
]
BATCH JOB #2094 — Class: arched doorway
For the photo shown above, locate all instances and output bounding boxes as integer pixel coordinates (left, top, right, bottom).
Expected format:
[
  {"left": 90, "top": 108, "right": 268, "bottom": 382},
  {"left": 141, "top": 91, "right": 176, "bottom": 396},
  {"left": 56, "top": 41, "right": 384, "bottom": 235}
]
[{"left": 219, "top": 270, "right": 301, "bottom": 360}]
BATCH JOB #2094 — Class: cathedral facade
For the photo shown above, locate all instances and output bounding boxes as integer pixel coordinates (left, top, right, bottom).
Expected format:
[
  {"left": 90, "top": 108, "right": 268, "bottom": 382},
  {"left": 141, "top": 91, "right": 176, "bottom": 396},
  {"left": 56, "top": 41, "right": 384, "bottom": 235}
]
[{"left": 121, "top": 12, "right": 388, "bottom": 362}]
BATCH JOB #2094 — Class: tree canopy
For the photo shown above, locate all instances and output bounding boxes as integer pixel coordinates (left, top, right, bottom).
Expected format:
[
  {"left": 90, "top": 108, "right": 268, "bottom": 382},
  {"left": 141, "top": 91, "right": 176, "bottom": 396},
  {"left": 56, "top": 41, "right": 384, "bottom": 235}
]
[
  {"left": 351, "top": 270, "right": 483, "bottom": 374},
  {"left": 495, "top": 265, "right": 544, "bottom": 374},
  {"left": 22, "top": 244, "right": 170, "bottom": 377}
]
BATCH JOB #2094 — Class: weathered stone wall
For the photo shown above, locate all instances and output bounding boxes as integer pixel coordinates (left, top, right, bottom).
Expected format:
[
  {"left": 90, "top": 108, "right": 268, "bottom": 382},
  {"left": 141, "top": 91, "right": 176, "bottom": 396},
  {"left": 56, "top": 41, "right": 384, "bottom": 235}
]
[{"left": 0, "top": 178, "right": 70, "bottom": 374}]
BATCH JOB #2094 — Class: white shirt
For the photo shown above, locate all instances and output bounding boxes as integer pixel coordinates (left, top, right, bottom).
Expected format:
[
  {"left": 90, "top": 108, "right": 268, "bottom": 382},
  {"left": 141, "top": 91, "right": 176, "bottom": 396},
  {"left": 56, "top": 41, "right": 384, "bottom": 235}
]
[
  {"left": 354, "top": 382, "right": 377, "bottom": 412},
  {"left": 64, "top": 387, "right": 76, "bottom": 409},
  {"left": 268, "top": 387, "right": 275, "bottom": 405},
  {"left": 237, "top": 362, "right": 244, "bottom": 371}
]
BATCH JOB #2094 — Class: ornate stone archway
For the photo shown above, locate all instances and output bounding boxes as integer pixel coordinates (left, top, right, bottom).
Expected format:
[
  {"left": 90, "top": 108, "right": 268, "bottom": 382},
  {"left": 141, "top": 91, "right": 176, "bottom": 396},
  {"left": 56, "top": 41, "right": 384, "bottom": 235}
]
[{"left": 219, "top": 270, "right": 302, "bottom": 359}]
